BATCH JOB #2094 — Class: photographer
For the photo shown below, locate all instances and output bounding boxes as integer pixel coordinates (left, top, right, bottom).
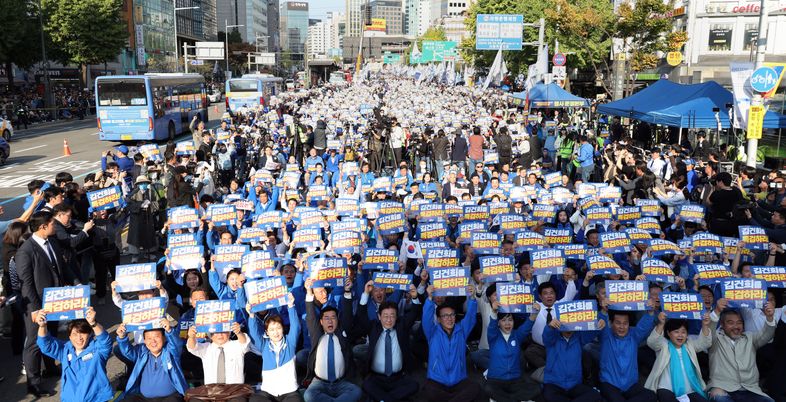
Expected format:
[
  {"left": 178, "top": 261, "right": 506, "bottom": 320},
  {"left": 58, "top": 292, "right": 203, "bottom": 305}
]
[{"left": 706, "top": 172, "right": 744, "bottom": 237}]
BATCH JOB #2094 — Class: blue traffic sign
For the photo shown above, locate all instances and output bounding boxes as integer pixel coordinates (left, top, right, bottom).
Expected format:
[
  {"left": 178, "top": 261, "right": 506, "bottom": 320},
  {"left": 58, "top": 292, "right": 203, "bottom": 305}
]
[
  {"left": 553, "top": 53, "right": 566, "bottom": 66},
  {"left": 750, "top": 66, "right": 779, "bottom": 93},
  {"left": 475, "top": 14, "right": 524, "bottom": 50}
]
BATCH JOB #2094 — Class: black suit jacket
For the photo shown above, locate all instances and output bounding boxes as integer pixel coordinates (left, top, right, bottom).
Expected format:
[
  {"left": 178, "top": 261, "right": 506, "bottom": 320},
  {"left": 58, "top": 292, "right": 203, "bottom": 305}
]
[
  {"left": 357, "top": 299, "right": 422, "bottom": 374},
  {"left": 305, "top": 294, "right": 357, "bottom": 381},
  {"left": 16, "top": 236, "right": 72, "bottom": 314}
]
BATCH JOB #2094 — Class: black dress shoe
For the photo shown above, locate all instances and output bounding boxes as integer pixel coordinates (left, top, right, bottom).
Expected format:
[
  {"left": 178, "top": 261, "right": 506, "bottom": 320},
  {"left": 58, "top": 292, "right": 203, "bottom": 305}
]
[{"left": 27, "top": 385, "right": 53, "bottom": 397}]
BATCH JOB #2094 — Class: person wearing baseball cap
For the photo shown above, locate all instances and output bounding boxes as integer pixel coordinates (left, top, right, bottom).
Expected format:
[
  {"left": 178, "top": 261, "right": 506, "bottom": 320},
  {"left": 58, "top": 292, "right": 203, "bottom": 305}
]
[{"left": 102, "top": 145, "right": 134, "bottom": 189}]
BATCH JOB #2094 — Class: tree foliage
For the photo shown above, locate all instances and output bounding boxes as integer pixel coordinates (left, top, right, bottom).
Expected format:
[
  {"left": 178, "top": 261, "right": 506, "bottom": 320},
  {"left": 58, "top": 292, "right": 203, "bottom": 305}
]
[
  {"left": 0, "top": 0, "right": 43, "bottom": 91},
  {"left": 616, "top": 0, "right": 673, "bottom": 71},
  {"left": 42, "top": 0, "right": 127, "bottom": 83}
]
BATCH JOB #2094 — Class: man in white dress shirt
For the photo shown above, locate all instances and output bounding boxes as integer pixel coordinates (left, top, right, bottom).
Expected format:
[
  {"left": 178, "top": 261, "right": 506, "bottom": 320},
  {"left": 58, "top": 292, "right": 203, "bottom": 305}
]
[
  {"left": 524, "top": 281, "right": 578, "bottom": 370},
  {"left": 186, "top": 322, "right": 251, "bottom": 402}
]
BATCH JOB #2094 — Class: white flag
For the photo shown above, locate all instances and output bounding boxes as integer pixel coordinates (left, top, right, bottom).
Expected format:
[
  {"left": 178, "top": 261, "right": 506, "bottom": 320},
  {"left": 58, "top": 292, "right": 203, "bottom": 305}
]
[
  {"left": 483, "top": 49, "right": 508, "bottom": 90},
  {"left": 730, "top": 62, "right": 755, "bottom": 129}
]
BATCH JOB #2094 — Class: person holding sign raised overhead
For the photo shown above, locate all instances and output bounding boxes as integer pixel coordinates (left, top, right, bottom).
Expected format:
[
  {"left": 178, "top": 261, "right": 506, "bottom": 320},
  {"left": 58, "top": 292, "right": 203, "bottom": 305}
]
[
  {"left": 303, "top": 277, "right": 362, "bottom": 402},
  {"left": 422, "top": 282, "right": 481, "bottom": 402},
  {"left": 246, "top": 293, "right": 302, "bottom": 402},
  {"left": 35, "top": 306, "right": 113, "bottom": 402},
  {"left": 598, "top": 300, "right": 658, "bottom": 402},
  {"left": 116, "top": 318, "right": 189, "bottom": 402},
  {"left": 705, "top": 298, "right": 777, "bottom": 402},
  {"left": 542, "top": 307, "right": 606, "bottom": 402},
  {"left": 644, "top": 312, "right": 712, "bottom": 402},
  {"left": 186, "top": 321, "right": 253, "bottom": 402}
]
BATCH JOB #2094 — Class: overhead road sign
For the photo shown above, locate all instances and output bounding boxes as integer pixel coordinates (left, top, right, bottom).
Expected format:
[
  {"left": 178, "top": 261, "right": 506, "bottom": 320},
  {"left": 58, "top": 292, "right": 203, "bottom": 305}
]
[{"left": 476, "top": 14, "right": 524, "bottom": 50}]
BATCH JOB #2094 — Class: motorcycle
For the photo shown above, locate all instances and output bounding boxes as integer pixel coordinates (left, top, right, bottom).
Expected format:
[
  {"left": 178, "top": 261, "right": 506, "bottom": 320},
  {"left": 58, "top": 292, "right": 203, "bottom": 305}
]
[{"left": 0, "top": 136, "right": 10, "bottom": 165}]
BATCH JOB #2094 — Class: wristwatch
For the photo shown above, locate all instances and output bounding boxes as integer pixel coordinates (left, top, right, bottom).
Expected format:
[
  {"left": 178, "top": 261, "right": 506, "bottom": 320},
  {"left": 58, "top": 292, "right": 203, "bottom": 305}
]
[{"left": 90, "top": 322, "right": 98, "bottom": 328}]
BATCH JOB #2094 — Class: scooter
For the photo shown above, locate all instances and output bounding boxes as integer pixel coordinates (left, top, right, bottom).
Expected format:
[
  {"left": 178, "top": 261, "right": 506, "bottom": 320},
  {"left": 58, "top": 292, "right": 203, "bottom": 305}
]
[{"left": 0, "top": 136, "right": 10, "bottom": 165}]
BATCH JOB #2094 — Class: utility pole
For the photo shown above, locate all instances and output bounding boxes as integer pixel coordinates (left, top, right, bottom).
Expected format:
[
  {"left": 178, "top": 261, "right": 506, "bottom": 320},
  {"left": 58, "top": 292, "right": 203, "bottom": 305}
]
[{"left": 746, "top": 0, "right": 768, "bottom": 167}]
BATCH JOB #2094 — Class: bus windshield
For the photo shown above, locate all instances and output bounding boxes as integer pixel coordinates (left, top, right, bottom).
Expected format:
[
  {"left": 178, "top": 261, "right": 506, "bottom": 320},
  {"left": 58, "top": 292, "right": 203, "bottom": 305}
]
[
  {"left": 229, "top": 79, "right": 259, "bottom": 92},
  {"left": 97, "top": 80, "right": 148, "bottom": 106}
]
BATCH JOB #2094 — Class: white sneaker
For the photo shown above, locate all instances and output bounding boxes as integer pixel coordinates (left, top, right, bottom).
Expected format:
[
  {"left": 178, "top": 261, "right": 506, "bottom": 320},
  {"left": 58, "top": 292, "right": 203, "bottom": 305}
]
[{"left": 20, "top": 364, "right": 25, "bottom": 376}]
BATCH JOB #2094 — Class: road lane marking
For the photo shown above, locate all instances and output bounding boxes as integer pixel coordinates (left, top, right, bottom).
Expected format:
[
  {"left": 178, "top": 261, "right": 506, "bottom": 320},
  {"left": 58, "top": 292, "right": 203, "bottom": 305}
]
[
  {"left": 0, "top": 163, "right": 20, "bottom": 171},
  {"left": 15, "top": 145, "right": 47, "bottom": 153}
]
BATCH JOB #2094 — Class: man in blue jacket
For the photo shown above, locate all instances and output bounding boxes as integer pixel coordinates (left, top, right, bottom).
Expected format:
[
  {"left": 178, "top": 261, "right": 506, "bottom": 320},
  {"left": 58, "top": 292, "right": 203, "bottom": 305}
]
[
  {"left": 35, "top": 307, "right": 114, "bottom": 402},
  {"left": 116, "top": 318, "right": 188, "bottom": 402},
  {"left": 422, "top": 283, "right": 480, "bottom": 402},
  {"left": 542, "top": 314, "right": 605, "bottom": 402},
  {"left": 598, "top": 308, "right": 657, "bottom": 402}
]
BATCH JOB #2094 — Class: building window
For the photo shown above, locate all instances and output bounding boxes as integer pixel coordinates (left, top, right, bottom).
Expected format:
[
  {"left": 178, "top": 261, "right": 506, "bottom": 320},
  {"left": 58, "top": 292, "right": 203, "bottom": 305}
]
[
  {"left": 743, "top": 23, "right": 758, "bottom": 51},
  {"left": 708, "top": 24, "right": 732, "bottom": 52}
]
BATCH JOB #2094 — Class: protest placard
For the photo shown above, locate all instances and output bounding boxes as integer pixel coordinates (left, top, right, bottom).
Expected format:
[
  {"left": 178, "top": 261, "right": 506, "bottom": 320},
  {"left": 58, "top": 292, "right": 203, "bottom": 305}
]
[
  {"left": 488, "top": 201, "right": 510, "bottom": 216},
  {"left": 373, "top": 177, "right": 392, "bottom": 193},
  {"left": 721, "top": 278, "right": 767, "bottom": 309},
  {"left": 41, "top": 285, "right": 90, "bottom": 321},
  {"left": 471, "top": 232, "right": 501, "bottom": 254},
  {"left": 636, "top": 199, "right": 661, "bottom": 217},
  {"left": 214, "top": 244, "right": 248, "bottom": 280},
  {"left": 362, "top": 248, "right": 397, "bottom": 271},
  {"left": 677, "top": 205, "right": 705, "bottom": 223},
  {"left": 616, "top": 206, "right": 642, "bottom": 224},
  {"left": 241, "top": 250, "right": 277, "bottom": 279},
  {"left": 516, "top": 231, "right": 548, "bottom": 252},
  {"left": 555, "top": 244, "right": 587, "bottom": 260},
  {"left": 122, "top": 297, "right": 166, "bottom": 331},
  {"left": 244, "top": 277, "right": 288, "bottom": 313},
  {"left": 138, "top": 144, "right": 162, "bottom": 162},
  {"left": 635, "top": 218, "right": 661, "bottom": 234},
  {"left": 532, "top": 249, "right": 566, "bottom": 275},
  {"left": 648, "top": 239, "right": 684, "bottom": 256},
  {"left": 498, "top": 283, "right": 534, "bottom": 313},
  {"left": 431, "top": 267, "right": 469, "bottom": 297},
  {"left": 625, "top": 228, "right": 653, "bottom": 244},
  {"left": 169, "top": 245, "right": 204, "bottom": 271},
  {"left": 496, "top": 214, "right": 526, "bottom": 234},
  {"left": 372, "top": 272, "right": 412, "bottom": 291},
  {"left": 660, "top": 292, "right": 704, "bottom": 320},
  {"left": 750, "top": 266, "right": 786, "bottom": 288},
  {"left": 168, "top": 208, "right": 201, "bottom": 232},
  {"left": 298, "top": 211, "right": 325, "bottom": 228},
  {"left": 587, "top": 255, "right": 621, "bottom": 275},
  {"left": 478, "top": 255, "right": 516, "bottom": 282},
  {"left": 194, "top": 300, "right": 235, "bottom": 333},
  {"left": 87, "top": 186, "right": 124, "bottom": 211},
  {"left": 377, "top": 213, "right": 407, "bottom": 235},
  {"left": 115, "top": 263, "right": 157, "bottom": 292},
  {"left": 167, "top": 232, "right": 198, "bottom": 248},
  {"left": 335, "top": 197, "right": 360, "bottom": 217},
  {"left": 544, "top": 228, "right": 572, "bottom": 245},
  {"left": 641, "top": 259, "right": 675, "bottom": 283},
  {"left": 578, "top": 183, "right": 598, "bottom": 198},
  {"left": 308, "top": 185, "right": 330, "bottom": 201},
  {"left": 600, "top": 232, "right": 631, "bottom": 254},
  {"left": 255, "top": 211, "right": 284, "bottom": 230},
  {"left": 330, "top": 230, "right": 362, "bottom": 254},
  {"left": 207, "top": 204, "right": 237, "bottom": 226},
  {"left": 738, "top": 226, "right": 769, "bottom": 250},
  {"left": 555, "top": 300, "right": 598, "bottom": 331},
  {"left": 378, "top": 201, "right": 405, "bottom": 215},
  {"left": 308, "top": 257, "right": 347, "bottom": 287},
  {"left": 292, "top": 228, "right": 322, "bottom": 249},
  {"left": 463, "top": 205, "right": 490, "bottom": 222},
  {"left": 175, "top": 140, "right": 195, "bottom": 156},
  {"left": 598, "top": 186, "right": 622, "bottom": 203},
  {"left": 692, "top": 233, "right": 724, "bottom": 254},
  {"left": 695, "top": 264, "right": 732, "bottom": 285},
  {"left": 606, "top": 280, "right": 649, "bottom": 311},
  {"left": 418, "top": 203, "right": 445, "bottom": 222},
  {"left": 532, "top": 204, "right": 558, "bottom": 223},
  {"left": 544, "top": 172, "right": 562, "bottom": 189},
  {"left": 238, "top": 227, "right": 267, "bottom": 244},
  {"left": 424, "top": 248, "right": 459, "bottom": 269},
  {"left": 586, "top": 207, "right": 612, "bottom": 225},
  {"left": 418, "top": 220, "right": 448, "bottom": 240},
  {"left": 459, "top": 221, "right": 488, "bottom": 242}
]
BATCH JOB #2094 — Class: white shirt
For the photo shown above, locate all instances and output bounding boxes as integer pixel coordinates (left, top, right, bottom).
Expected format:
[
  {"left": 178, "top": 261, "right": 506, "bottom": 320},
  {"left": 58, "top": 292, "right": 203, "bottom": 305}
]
[
  {"left": 532, "top": 281, "right": 578, "bottom": 345},
  {"left": 187, "top": 338, "right": 251, "bottom": 384},
  {"left": 372, "top": 328, "right": 402, "bottom": 375},
  {"left": 314, "top": 332, "right": 346, "bottom": 380},
  {"left": 30, "top": 234, "right": 55, "bottom": 263}
]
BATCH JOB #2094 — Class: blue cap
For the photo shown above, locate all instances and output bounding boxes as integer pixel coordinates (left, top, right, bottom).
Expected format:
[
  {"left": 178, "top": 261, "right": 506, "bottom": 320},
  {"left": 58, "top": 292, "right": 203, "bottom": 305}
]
[
  {"left": 684, "top": 158, "right": 695, "bottom": 165},
  {"left": 115, "top": 145, "right": 129, "bottom": 155}
]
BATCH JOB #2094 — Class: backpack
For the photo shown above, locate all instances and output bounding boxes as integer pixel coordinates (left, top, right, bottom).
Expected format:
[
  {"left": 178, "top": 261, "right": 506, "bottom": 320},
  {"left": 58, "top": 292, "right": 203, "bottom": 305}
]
[{"left": 496, "top": 135, "right": 512, "bottom": 156}]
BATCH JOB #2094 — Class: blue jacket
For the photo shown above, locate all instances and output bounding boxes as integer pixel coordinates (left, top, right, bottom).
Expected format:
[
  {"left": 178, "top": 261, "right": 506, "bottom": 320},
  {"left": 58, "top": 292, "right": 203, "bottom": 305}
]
[
  {"left": 599, "top": 312, "right": 656, "bottom": 391},
  {"left": 543, "top": 325, "right": 600, "bottom": 390},
  {"left": 423, "top": 298, "right": 477, "bottom": 386},
  {"left": 577, "top": 142, "right": 595, "bottom": 167},
  {"left": 117, "top": 328, "right": 189, "bottom": 398},
  {"left": 247, "top": 306, "right": 300, "bottom": 371},
  {"left": 208, "top": 269, "right": 249, "bottom": 325},
  {"left": 37, "top": 331, "right": 114, "bottom": 402},
  {"left": 487, "top": 317, "right": 534, "bottom": 381}
]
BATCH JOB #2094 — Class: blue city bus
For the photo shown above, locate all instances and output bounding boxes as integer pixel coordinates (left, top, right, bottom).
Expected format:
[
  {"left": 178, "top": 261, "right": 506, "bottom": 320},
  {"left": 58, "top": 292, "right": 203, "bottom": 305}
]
[
  {"left": 224, "top": 75, "right": 283, "bottom": 113},
  {"left": 95, "top": 73, "right": 207, "bottom": 141}
]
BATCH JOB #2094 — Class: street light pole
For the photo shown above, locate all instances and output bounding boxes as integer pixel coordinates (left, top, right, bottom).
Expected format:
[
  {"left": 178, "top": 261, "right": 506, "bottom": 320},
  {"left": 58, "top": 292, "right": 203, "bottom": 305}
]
[
  {"left": 174, "top": 6, "right": 199, "bottom": 72},
  {"left": 37, "top": 0, "right": 53, "bottom": 112},
  {"left": 746, "top": 0, "right": 768, "bottom": 167},
  {"left": 225, "top": 20, "right": 245, "bottom": 77}
]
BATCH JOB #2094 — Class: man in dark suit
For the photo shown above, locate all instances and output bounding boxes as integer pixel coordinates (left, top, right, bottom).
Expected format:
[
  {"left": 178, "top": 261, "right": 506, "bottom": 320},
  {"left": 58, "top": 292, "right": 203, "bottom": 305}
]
[
  {"left": 16, "top": 211, "right": 76, "bottom": 397},
  {"left": 357, "top": 281, "right": 422, "bottom": 402},
  {"left": 52, "top": 203, "right": 93, "bottom": 284},
  {"left": 303, "top": 278, "right": 363, "bottom": 402}
]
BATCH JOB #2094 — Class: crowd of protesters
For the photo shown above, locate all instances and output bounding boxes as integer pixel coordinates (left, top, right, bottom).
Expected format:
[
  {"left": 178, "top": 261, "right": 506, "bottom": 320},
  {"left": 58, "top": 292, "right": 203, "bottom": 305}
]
[
  {"left": 0, "top": 70, "right": 785, "bottom": 402},
  {"left": 1, "top": 87, "right": 94, "bottom": 129}
]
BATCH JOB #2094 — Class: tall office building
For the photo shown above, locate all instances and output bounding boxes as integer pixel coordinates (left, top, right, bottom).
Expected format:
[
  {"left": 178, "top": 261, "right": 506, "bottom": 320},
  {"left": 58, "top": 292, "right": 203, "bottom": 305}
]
[
  {"left": 174, "top": 0, "right": 218, "bottom": 44},
  {"left": 307, "top": 12, "right": 346, "bottom": 57},
  {"left": 267, "top": 0, "right": 280, "bottom": 52},
  {"left": 360, "top": 0, "right": 404, "bottom": 35},
  {"left": 280, "top": 1, "right": 309, "bottom": 54},
  {"left": 346, "top": 0, "right": 365, "bottom": 37},
  {"left": 404, "top": 0, "right": 430, "bottom": 37},
  {"left": 215, "top": 0, "right": 268, "bottom": 43}
]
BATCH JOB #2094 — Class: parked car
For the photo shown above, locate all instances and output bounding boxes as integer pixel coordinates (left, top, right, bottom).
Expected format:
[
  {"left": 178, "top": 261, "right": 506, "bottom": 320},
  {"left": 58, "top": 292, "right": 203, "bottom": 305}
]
[
  {"left": 207, "top": 90, "right": 223, "bottom": 104},
  {"left": 0, "top": 117, "right": 13, "bottom": 141},
  {"left": 0, "top": 136, "right": 10, "bottom": 165}
]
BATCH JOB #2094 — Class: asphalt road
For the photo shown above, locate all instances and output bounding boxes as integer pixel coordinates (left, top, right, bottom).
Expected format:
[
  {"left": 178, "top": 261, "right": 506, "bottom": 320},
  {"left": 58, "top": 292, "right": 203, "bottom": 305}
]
[{"left": 0, "top": 103, "right": 226, "bottom": 401}]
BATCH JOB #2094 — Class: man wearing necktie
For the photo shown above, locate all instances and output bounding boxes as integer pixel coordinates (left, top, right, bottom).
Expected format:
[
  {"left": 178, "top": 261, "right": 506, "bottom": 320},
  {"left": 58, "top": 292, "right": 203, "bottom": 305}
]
[
  {"left": 525, "top": 281, "right": 578, "bottom": 371},
  {"left": 356, "top": 281, "right": 422, "bottom": 402},
  {"left": 16, "top": 211, "right": 76, "bottom": 397},
  {"left": 303, "top": 278, "right": 362, "bottom": 402},
  {"left": 186, "top": 322, "right": 252, "bottom": 402}
]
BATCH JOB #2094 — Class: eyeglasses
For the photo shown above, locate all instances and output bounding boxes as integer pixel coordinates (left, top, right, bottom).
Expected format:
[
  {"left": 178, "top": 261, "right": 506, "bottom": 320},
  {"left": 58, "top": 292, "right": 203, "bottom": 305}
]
[{"left": 439, "top": 313, "right": 456, "bottom": 318}]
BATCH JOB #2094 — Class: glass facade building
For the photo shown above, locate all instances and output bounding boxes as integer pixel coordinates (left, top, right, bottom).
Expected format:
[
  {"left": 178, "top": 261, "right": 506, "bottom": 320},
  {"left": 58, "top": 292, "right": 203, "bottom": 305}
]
[{"left": 280, "top": 2, "right": 309, "bottom": 54}]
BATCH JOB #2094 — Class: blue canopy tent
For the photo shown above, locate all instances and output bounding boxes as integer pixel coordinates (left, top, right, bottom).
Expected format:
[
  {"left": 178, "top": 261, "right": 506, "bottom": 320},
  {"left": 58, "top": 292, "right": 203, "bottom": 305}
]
[
  {"left": 509, "top": 83, "right": 590, "bottom": 109},
  {"left": 596, "top": 79, "right": 786, "bottom": 128}
]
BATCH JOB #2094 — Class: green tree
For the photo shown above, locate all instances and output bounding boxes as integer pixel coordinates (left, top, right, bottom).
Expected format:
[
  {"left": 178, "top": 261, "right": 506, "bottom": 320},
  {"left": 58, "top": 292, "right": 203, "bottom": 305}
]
[
  {"left": 0, "top": 0, "right": 43, "bottom": 92},
  {"left": 615, "top": 0, "right": 673, "bottom": 95},
  {"left": 42, "top": 0, "right": 127, "bottom": 87}
]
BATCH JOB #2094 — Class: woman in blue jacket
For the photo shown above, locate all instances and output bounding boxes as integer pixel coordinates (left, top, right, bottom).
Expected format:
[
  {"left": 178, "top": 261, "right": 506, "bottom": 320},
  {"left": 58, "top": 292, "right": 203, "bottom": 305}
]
[
  {"left": 485, "top": 304, "right": 542, "bottom": 402},
  {"left": 542, "top": 312, "right": 605, "bottom": 402},
  {"left": 35, "top": 307, "right": 114, "bottom": 402},
  {"left": 247, "top": 293, "right": 303, "bottom": 402}
]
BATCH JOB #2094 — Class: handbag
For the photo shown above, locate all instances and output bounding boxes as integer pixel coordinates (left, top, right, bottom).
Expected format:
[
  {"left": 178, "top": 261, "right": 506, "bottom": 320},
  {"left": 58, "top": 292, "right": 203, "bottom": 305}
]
[{"left": 184, "top": 383, "right": 254, "bottom": 402}]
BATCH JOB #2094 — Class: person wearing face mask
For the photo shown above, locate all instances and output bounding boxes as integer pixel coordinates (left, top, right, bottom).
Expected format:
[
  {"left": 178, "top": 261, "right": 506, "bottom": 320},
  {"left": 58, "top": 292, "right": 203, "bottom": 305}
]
[
  {"left": 35, "top": 307, "right": 113, "bottom": 402},
  {"left": 127, "top": 175, "right": 161, "bottom": 263},
  {"left": 246, "top": 293, "right": 303, "bottom": 402},
  {"left": 644, "top": 313, "right": 712, "bottom": 402}
]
